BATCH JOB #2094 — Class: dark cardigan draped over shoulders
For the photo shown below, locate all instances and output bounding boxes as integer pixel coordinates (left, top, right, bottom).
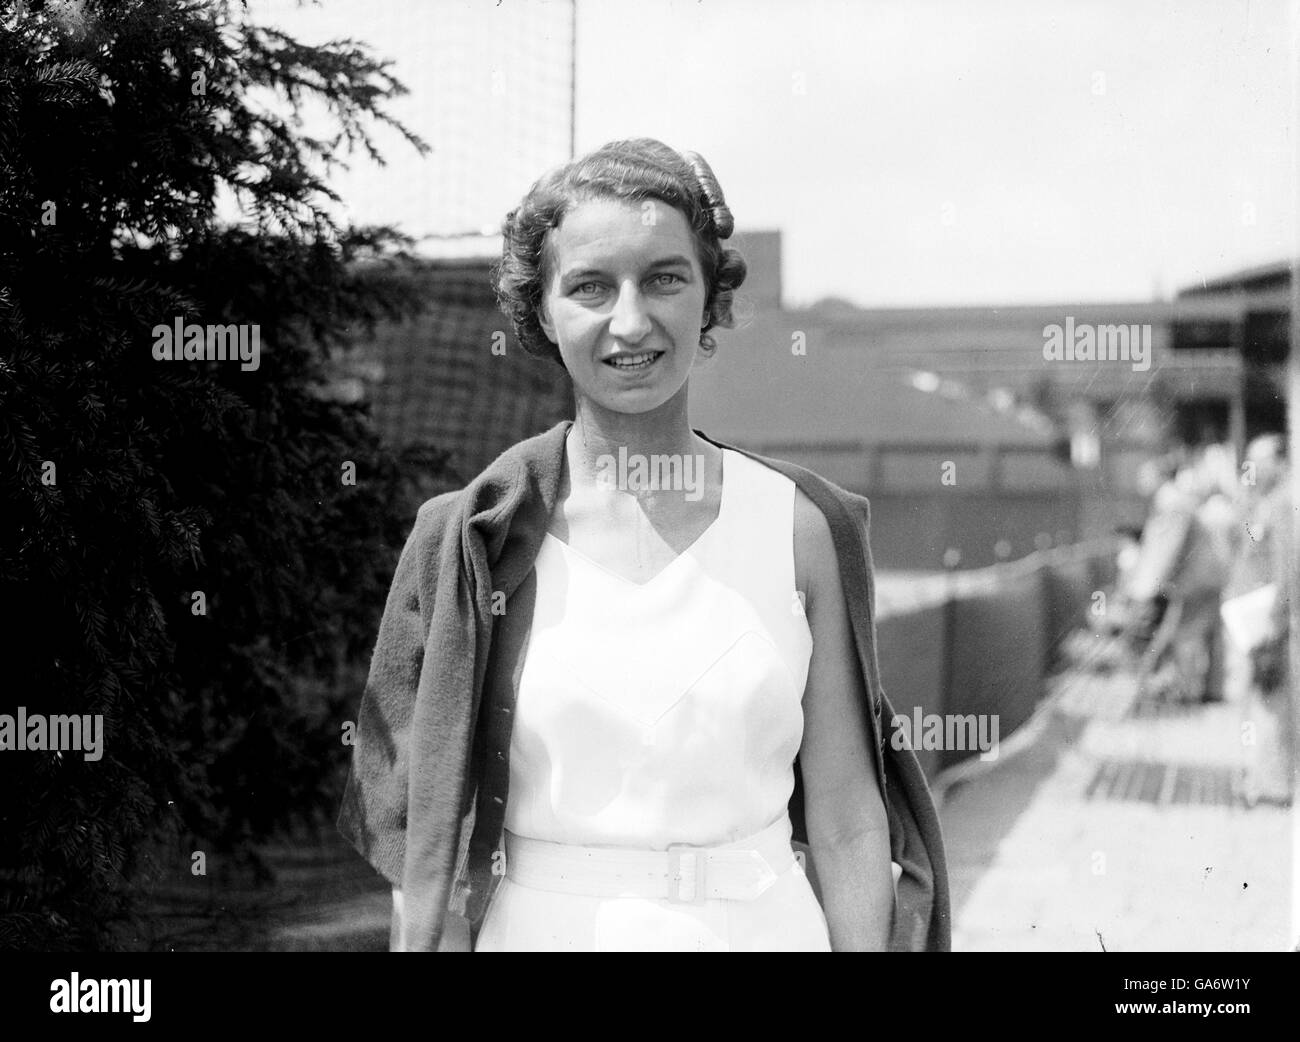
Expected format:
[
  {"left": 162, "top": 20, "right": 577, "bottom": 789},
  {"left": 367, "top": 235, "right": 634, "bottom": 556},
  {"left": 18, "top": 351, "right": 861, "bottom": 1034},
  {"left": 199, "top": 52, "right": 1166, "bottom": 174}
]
[{"left": 337, "top": 420, "right": 952, "bottom": 951}]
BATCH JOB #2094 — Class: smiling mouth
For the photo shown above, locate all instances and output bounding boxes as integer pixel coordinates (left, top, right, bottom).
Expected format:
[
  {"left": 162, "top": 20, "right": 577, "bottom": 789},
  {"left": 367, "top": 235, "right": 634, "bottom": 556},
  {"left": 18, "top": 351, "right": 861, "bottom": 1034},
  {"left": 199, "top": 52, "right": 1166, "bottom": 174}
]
[{"left": 603, "top": 351, "right": 663, "bottom": 372}]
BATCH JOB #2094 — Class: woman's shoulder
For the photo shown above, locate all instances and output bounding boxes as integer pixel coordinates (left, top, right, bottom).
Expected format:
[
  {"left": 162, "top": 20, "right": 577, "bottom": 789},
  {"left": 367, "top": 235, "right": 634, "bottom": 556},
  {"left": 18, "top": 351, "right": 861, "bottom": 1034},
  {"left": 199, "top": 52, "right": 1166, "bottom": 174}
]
[
  {"left": 415, "top": 488, "right": 464, "bottom": 521},
  {"left": 410, "top": 421, "right": 571, "bottom": 530},
  {"left": 409, "top": 489, "right": 465, "bottom": 542},
  {"left": 792, "top": 484, "right": 839, "bottom": 598},
  {"left": 712, "top": 438, "right": 870, "bottom": 513},
  {"left": 720, "top": 444, "right": 872, "bottom": 535},
  {"left": 722, "top": 446, "right": 877, "bottom": 601}
]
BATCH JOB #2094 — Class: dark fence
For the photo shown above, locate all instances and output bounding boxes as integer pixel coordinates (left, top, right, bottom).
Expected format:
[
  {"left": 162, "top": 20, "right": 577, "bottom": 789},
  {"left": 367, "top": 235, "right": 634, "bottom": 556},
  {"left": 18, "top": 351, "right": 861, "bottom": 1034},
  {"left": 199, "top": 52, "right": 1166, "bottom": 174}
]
[
  {"left": 875, "top": 541, "right": 1118, "bottom": 777},
  {"left": 338, "top": 258, "right": 574, "bottom": 485}
]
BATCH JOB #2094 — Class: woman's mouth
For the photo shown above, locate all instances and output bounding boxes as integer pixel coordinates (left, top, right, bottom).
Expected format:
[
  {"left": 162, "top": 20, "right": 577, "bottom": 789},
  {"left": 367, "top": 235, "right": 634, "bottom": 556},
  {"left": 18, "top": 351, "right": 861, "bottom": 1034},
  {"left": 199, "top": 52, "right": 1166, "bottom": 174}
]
[{"left": 603, "top": 351, "right": 663, "bottom": 372}]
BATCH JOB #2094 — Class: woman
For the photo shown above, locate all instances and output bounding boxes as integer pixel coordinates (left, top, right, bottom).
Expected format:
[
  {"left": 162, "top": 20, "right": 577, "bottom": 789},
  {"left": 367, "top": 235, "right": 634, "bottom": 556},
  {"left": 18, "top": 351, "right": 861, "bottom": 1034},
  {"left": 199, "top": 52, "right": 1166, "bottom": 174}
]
[{"left": 339, "top": 138, "right": 949, "bottom": 951}]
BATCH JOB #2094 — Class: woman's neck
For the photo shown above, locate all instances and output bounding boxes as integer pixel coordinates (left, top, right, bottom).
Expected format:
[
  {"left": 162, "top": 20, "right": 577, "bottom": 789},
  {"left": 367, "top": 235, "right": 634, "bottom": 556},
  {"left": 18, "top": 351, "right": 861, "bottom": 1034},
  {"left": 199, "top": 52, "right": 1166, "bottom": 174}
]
[{"left": 565, "top": 391, "right": 711, "bottom": 489}]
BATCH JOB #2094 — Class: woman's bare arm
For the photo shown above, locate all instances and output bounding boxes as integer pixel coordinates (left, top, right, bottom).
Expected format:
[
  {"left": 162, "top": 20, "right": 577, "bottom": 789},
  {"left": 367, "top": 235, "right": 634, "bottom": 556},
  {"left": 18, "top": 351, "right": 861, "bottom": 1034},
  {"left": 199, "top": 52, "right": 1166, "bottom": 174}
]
[
  {"left": 794, "top": 489, "right": 894, "bottom": 951},
  {"left": 390, "top": 888, "right": 471, "bottom": 951}
]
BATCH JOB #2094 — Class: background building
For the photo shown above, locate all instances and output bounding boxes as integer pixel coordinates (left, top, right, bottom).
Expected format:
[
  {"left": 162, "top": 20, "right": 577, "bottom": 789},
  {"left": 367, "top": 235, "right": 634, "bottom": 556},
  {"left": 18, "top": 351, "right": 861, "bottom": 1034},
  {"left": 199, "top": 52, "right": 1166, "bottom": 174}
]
[{"left": 692, "top": 233, "right": 1292, "bottom": 569}]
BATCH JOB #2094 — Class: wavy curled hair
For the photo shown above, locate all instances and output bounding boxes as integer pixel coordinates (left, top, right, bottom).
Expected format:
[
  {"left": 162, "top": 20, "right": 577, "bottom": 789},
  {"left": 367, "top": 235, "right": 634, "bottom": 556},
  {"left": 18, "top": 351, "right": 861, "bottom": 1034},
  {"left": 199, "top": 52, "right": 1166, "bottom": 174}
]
[{"left": 494, "top": 138, "right": 748, "bottom": 365}]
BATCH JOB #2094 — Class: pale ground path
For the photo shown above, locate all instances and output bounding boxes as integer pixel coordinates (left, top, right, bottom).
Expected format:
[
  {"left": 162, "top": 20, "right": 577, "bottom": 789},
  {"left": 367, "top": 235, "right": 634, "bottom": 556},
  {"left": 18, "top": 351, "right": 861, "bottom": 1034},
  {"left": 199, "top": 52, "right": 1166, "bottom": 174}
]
[{"left": 939, "top": 640, "right": 1293, "bottom": 952}]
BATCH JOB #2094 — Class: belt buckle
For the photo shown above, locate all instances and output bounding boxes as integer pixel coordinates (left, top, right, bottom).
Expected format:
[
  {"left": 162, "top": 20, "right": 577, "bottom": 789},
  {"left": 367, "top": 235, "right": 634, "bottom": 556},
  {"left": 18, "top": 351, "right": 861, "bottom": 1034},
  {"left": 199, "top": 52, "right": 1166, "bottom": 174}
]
[{"left": 665, "top": 844, "right": 707, "bottom": 904}]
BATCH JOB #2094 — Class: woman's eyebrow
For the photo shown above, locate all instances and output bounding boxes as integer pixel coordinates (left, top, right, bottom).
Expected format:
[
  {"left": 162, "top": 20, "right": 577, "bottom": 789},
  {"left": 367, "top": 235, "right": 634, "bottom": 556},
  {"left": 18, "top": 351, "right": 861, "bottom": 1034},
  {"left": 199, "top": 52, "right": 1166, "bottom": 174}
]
[
  {"left": 645, "top": 255, "right": 693, "bottom": 269},
  {"left": 560, "top": 256, "right": 693, "bottom": 283},
  {"left": 559, "top": 266, "right": 606, "bottom": 285}
]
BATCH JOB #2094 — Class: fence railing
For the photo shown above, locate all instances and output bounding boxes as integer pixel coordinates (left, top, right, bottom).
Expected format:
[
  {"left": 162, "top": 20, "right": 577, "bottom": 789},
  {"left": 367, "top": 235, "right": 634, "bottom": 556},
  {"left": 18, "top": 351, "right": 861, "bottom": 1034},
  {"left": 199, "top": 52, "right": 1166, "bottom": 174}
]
[{"left": 875, "top": 540, "right": 1118, "bottom": 778}]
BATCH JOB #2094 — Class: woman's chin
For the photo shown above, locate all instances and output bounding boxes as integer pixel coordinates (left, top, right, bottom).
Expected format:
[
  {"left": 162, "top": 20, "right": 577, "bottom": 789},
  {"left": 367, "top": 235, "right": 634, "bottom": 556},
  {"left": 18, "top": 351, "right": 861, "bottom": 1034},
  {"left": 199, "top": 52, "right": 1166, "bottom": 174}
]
[
  {"left": 588, "top": 391, "right": 672, "bottom": 416},
  {"left": 575, "top": 375, "right": 689, "bottom": 416}
]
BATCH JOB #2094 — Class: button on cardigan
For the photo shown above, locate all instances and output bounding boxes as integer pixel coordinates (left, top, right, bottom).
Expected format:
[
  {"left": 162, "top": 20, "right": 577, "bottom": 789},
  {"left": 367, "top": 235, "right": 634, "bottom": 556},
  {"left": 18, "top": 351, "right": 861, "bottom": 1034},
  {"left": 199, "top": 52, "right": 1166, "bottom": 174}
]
[{"left": 336, "top": 420, "right": 951, "bottom": 952}]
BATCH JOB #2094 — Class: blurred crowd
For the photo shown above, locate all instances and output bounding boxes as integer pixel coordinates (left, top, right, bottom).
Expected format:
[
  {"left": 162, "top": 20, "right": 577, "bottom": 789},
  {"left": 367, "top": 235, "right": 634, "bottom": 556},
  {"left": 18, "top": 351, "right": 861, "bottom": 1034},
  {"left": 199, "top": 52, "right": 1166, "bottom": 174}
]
[{"left": 1109, "top": 433, "right": 1292, "bottom": 708}]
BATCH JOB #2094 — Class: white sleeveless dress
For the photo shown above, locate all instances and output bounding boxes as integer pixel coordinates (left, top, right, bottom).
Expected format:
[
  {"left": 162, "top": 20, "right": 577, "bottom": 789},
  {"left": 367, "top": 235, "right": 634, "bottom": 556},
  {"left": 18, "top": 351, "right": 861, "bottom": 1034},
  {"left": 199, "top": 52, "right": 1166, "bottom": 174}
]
[{"left": 474, "top": 448, "right": 831, "bottom": 951}]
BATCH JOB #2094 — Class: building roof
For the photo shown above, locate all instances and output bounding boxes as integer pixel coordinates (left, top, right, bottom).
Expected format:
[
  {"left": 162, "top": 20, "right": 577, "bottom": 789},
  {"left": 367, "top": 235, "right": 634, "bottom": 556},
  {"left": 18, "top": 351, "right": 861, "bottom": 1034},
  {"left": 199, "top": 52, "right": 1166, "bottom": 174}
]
[
  {"left": 1176, "top": 259, "right": 1292, "bottom": 298},
  {"left": 690, "top": 328, "right": 1057, "bottom": 450}
]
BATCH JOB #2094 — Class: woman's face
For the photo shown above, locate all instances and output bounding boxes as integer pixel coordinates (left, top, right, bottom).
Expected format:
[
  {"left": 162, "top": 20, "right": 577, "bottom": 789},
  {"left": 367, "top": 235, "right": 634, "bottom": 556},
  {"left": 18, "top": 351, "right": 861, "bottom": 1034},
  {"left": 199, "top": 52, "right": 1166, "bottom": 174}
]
[{"left": 538, "top": 196, "right": 709, "bottom": 415}]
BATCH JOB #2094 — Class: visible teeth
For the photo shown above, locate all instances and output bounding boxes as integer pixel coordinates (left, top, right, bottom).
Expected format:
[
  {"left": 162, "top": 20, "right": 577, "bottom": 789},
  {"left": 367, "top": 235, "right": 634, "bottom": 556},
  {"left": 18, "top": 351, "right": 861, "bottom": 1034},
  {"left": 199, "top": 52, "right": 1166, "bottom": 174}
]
[{"left": 609, "top": 352, "right": 658, "bottom": 369}]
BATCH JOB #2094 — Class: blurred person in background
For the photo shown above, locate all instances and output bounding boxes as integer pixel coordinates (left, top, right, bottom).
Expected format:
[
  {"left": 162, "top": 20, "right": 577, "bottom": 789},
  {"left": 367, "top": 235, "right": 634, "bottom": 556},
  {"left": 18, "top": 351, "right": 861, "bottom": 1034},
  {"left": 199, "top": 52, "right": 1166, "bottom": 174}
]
[
  {"left": 1128, "top": 448, "right": 1237, "bottom": 703},
  {"left": 1221, "top": 433, "right": 1293, "bottom": 803},
  {"left": 1223, "top": 434, "right": 1292, "bottom": 694},
  {"left": 1103, "top": 523, "right": 1147, "bottom": 633},
  {"left": 1117, "top": 454, "right": 1181, "bottom": 647}
]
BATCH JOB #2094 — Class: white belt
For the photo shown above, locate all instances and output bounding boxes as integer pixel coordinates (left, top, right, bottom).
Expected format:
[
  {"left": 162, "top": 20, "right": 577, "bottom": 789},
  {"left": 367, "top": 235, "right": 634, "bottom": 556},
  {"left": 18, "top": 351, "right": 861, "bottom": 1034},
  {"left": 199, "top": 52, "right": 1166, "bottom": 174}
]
[{"left": 503, "top": 817, "right": 797, "bottom": 903}]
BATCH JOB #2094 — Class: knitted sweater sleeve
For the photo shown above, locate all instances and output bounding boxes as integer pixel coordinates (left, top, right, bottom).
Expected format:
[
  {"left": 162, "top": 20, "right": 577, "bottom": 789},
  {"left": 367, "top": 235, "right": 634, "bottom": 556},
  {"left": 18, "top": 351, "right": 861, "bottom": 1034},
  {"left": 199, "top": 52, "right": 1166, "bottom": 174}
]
[{"left": 336, "top": 497, "right": 446, "bottom": 885}]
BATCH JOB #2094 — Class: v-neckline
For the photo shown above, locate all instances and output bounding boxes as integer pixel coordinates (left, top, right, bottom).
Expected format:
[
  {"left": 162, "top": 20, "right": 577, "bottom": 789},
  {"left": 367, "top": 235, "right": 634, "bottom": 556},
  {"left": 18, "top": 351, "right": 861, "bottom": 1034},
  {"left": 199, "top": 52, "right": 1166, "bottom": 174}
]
[{"left": 544, "top": 449, "right": 730, "bottom": 589}]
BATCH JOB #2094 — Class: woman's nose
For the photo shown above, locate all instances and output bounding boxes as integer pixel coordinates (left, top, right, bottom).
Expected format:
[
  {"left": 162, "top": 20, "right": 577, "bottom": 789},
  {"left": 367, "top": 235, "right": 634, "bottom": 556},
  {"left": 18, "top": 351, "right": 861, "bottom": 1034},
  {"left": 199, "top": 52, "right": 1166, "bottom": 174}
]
[{"left": 608, "top": 284, "right": 652, "bottom": 343}]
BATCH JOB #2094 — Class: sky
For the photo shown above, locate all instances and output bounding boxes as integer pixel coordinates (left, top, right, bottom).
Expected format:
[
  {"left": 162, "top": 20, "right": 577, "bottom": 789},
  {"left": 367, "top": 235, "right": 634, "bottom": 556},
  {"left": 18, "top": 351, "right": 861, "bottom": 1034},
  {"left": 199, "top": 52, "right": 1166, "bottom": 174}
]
[{"left": 250, "top": 0, "right": 1298, "bottom": 308}]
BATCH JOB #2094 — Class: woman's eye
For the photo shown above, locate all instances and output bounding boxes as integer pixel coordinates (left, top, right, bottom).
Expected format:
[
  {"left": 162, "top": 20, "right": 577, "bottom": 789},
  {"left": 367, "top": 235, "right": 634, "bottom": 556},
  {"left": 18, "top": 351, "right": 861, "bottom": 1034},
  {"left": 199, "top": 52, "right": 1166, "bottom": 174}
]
[
  {"left": 571, "top": 282, "right": 603, "bottom": 297},
  {"left": 651, "top": 273, "right": 683, "bottom": 288}
]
